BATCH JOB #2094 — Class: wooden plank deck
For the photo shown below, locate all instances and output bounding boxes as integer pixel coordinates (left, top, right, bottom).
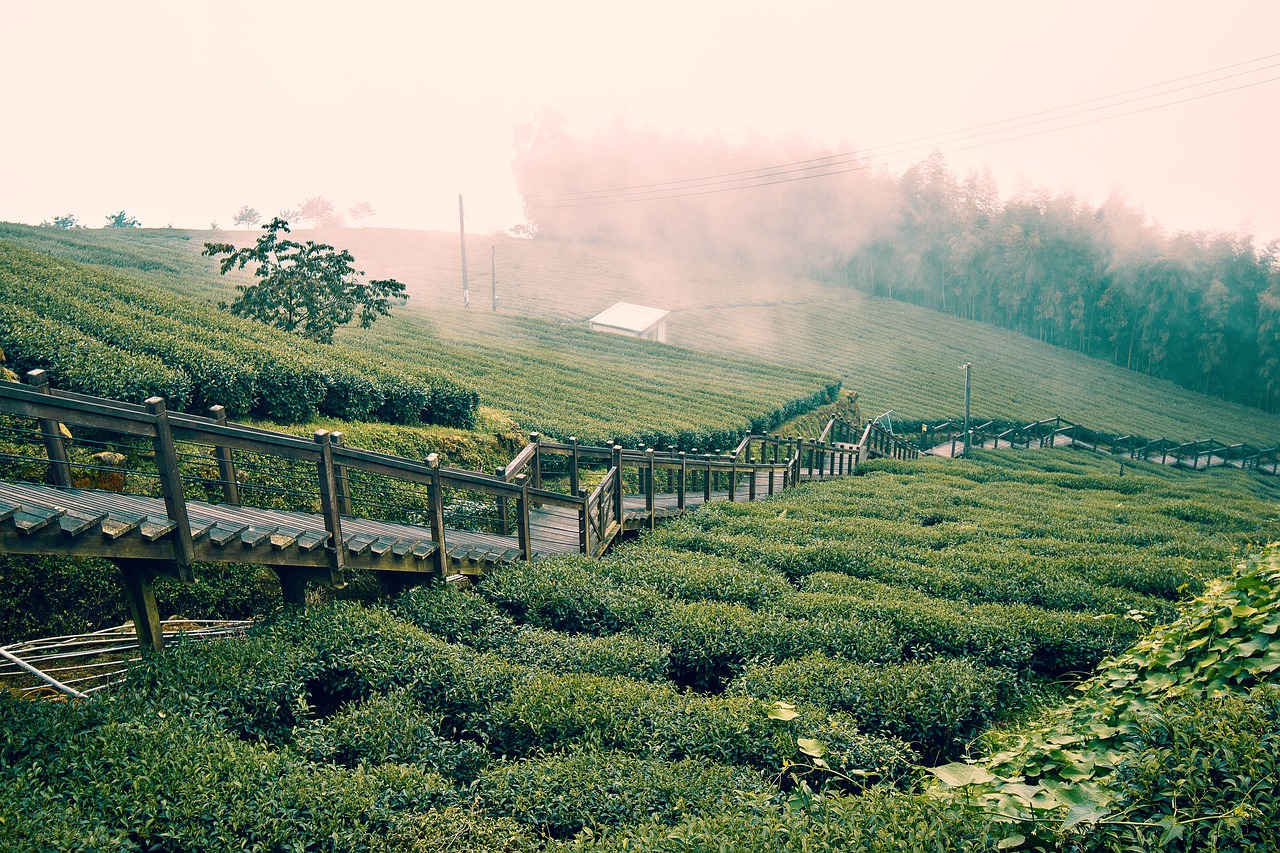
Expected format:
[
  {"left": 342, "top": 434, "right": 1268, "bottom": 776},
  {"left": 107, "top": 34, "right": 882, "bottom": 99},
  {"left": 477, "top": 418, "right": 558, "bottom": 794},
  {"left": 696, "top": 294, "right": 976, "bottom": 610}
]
[{"left": 0, "top": 480, "right": 529, "bottom": 575}]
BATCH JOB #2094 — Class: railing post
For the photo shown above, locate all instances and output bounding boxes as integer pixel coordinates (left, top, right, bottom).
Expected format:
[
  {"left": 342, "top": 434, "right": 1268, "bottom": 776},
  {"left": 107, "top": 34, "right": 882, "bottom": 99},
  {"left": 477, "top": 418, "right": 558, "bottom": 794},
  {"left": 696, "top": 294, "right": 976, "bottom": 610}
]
[
  {"left": 207, "top": 405, "right": 240, "bottom": 506},
  {"left": 678, "top": 451, "right": 687, "bottom": 510},
  {"left": 611, "top": 444, "right": 624, "bottom": 526},
  {"left": 645, "top": 447, "right": 656, "bottom": 528},
  {"left": 530, "top": 433, "right": 542, "bottom": 490},
  {"left": 748, "top": 463, "right": 757, "bottom": 500},
  {"left": 515, "top": 473, "right": 532, "bottom": 560},
  {"left": 146, "top": 397, "right": 195, "bottom": 581},
  {"left": 313, "top": 430, "right": 345, "bottom": 583},
  {"left": 728, "top": 458, "right": 737, "bottom": 501},
  {"left": 426, "top": 453, "right": 448, "bottom": 575},
  {"left": 496, "top": 467, "right": 511, "bottom": 535},
  {"left": 578, "top": 487, "right": 589, "bottom": 555},
  {"left": 703, "top": 454, "right": 713, "bottom": 503},
  {"left": 331, "top": 431, "right": 353, "bottom": 517},
  {"left": 829, "top": 442, "right": 837, "bottom": 476},
  {"left": 569, "top": 436, "right": 580, "bottom": 496},
  {"left": 25, "top": 370, "right": 73, "bottom": 489}
]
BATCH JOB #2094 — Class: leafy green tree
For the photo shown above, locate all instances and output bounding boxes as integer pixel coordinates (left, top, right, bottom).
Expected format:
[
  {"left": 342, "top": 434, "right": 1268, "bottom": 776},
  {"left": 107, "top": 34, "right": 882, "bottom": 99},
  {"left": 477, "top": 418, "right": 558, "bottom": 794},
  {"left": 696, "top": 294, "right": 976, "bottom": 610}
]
[
  {"left": 202, "top": 218, "right": 407, "bottom": 344},
  {"left": 233, "top": 205, "right": 261, "bottom": 230},
  {"left": 39, "top": 213, "right": 80, "bottom": 229},
  {"left": 104, "top": 210, "right": 141, "bottom": 228}
]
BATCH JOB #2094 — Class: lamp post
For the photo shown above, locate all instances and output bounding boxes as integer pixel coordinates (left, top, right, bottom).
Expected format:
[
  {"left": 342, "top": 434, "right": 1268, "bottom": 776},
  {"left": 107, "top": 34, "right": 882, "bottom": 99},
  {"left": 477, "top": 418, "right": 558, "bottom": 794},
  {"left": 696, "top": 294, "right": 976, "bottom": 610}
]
[{"left": 960, "top": 362, "right": 971, "bottom": 458}]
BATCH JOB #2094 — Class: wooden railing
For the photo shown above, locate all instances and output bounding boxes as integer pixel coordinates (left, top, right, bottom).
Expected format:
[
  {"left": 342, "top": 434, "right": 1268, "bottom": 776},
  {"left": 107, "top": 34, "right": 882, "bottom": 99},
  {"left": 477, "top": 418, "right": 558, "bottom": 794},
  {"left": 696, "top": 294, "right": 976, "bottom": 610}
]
[
  {"left": 923, "top": 414, "right": 1280, "bottom": 473},
  {"left": 0, "top": 371, "right": 908, "bottom": 590}
]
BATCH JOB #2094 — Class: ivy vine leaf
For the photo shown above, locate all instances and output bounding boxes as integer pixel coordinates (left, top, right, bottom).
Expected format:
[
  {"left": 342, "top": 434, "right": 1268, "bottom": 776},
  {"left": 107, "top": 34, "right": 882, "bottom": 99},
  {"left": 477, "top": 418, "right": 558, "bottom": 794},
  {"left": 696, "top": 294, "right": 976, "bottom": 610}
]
[
  {"left": 1061, "top": 801, "right": 1110, "bottom": 829},
  {"left": 929, "top": 762, "right": 996, "bottom": 787},
  {"left": 1157, "top": 815, "right": 1186, "bottom": 845},
  {"left": 996, "top": 833, "right": 1025, "bottom": 850},
  {"left": 768, "top": 701, "right": 800, "bottom": 721},
  {"left": 796, "top": 737, "right": 824, "bottom": 758}
]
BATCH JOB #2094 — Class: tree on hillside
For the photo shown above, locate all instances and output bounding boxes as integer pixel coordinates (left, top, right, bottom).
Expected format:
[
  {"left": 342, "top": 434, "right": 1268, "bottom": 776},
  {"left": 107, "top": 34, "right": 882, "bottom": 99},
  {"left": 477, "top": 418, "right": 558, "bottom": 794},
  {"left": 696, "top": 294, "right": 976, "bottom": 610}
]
[
  {"left": 348, "top": 200, "right": 376, "bottom": 227},
  {"left": 202, "top": 218, "right": 407, "bottom": 344},
  {"left": 233, "top": 205, "right": 261, "bottom": 230},
  {"left": 39, "top": 213, "right": 81, "bottom": 229},
  {"left": 104, "top": 211, "right": 141, "bottom": 228},
  {"left": 298, "top": 196, "right": 340, "bottom": 228}
]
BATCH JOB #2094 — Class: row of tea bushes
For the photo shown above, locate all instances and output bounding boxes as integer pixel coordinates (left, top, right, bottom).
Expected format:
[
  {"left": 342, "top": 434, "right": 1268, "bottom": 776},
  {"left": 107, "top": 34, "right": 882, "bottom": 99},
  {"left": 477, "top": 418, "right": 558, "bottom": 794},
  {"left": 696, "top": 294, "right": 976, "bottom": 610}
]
[{"left": 0, "top": 241, "right": 479, "bottom": 426}]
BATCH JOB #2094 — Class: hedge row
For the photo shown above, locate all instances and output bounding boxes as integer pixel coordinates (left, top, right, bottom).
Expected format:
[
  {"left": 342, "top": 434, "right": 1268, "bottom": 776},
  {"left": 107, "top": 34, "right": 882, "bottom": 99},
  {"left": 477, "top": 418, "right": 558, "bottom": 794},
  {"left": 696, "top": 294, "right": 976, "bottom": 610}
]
[
  {"left": 478, "top": 556, "right": 1141, "bottom": 681},
  {"left": 729, "top": 654, "right": 1018, "bottom": 763},
  {"left": 0, "top": 304, "right": 192, "bottom": 407},
  {"left": 0, "top": 242, "right": 478, "bottom": 426}
]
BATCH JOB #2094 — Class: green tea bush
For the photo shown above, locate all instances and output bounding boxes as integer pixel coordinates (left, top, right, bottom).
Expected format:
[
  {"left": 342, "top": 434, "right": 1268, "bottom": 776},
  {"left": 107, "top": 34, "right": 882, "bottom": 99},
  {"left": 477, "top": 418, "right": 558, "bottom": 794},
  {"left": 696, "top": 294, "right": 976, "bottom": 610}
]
[
  {"left": 0, "top": 708, "right": 450, "bottom": 853},
  {"left": 392, "top": 585, "right": 670, "bottom": 681},
  {"left": 772, "top": 591, "right": 1142, "bottom": 674},
  {"left": 485, "top": 671, "right": 916, "bottom": 784},
  {"left": 730, "top": 654, "right": 1019, "bottom": 762},
  {"left": 577, "top": 786, "right": 1006, "bottom": 853},
  {"left": 0, "top": 303, "right": 192, "bottom": 407},
  {"left": 292, "top": 690, "right": 490, "bottom": 782},
  {"left": 595, "top": 544, "right": 794, "bottom": 608},
  {"left": 475, "top": 751, "right": 769, "bottom": 839}
]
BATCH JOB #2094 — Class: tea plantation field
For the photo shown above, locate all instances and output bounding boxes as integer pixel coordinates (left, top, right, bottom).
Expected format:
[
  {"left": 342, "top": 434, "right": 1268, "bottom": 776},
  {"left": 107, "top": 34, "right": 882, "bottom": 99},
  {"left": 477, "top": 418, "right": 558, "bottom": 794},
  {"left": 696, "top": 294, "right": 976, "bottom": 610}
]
[
  {"left": 0, "top": 224, "right": 838, "bottom": 447},
  {"left": 6, "top": 223, "right": 1278, "bottom": 445},
  {"left": 4, "top": 450, "right": 1279, "bottom": 850}
]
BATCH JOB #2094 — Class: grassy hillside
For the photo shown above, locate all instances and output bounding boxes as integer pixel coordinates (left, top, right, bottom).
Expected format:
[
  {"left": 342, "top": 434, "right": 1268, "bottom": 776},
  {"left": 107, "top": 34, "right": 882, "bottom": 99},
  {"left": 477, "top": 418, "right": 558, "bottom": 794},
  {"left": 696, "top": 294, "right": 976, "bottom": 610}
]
[
  {"left": 5, "top": 222, "right": 1279, "bottom": 444},
  {"left": 4, "top": 450, "right": 1279, "bottom": 849}
]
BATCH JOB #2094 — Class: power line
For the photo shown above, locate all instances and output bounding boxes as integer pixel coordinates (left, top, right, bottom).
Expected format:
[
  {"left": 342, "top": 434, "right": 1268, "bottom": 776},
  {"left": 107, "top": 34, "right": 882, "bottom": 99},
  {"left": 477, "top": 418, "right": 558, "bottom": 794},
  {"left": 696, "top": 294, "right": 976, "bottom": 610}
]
[
  {"left": 519, "top": 52, "right": 1280, "bottom": 206},
  {"left": 524, "top": 71, "right": 1280, "bottom": 209}
]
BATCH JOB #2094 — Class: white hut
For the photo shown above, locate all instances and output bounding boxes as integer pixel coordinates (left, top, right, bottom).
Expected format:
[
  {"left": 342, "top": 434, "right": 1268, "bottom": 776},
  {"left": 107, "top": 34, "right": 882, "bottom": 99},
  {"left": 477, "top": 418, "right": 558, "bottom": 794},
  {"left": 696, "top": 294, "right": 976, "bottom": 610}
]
[{"left": 588, "top": 302, "right": 669, "bottom": 343}]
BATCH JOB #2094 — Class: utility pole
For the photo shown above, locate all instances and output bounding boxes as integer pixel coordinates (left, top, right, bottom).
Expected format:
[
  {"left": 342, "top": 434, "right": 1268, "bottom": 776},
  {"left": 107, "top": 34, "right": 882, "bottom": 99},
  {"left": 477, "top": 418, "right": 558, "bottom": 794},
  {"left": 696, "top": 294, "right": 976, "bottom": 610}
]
[
  {"left": 491, "top": 245, "right": 498, "bottom": 312},
  {"left": 458, "top": 194, "right": 469, "bottom": 307},
  {"left": 960, "top": 362, "right": 971, "bottom": 458}
]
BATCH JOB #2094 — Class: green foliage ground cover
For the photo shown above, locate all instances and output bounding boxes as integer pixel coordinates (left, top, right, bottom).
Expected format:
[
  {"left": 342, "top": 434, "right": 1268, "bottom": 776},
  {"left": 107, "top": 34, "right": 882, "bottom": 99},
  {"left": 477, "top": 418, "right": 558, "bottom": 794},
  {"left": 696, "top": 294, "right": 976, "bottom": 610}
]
[{"left": 4, "top": 450, "right": 1279, "bottom": 850}]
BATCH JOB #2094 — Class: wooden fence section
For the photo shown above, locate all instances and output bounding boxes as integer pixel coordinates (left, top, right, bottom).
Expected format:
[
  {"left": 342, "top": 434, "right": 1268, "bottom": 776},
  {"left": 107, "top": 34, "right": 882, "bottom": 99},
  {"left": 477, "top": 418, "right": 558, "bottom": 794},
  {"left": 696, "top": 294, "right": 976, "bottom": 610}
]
[
  {"left": 0, "top": 373, "right": 916, "bottom": 650},
  {"left": 924, "top": 415, "right": 1280, "bottom": 473}
]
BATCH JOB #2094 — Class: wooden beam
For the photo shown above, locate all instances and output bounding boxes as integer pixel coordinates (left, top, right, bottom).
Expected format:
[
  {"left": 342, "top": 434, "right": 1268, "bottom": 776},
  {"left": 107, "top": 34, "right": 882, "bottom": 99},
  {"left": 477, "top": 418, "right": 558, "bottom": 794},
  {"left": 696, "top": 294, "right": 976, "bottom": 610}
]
[
  {"left": 115, "top": 559, "right": 164, "bottom": 653},
  {"left": 146, "top": 398, "right": 195, "bottom": 580}
]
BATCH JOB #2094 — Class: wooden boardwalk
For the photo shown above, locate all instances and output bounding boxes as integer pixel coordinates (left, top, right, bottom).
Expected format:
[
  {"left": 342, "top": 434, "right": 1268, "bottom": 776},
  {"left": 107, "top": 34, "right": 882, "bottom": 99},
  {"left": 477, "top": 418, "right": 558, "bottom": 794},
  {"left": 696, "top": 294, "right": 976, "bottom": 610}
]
[
  {"left": 923, "top": 416, "right": 1280, "bottom": 473},
  {"left": 0, "top": 371, "right": 917, "bottom": 651}
]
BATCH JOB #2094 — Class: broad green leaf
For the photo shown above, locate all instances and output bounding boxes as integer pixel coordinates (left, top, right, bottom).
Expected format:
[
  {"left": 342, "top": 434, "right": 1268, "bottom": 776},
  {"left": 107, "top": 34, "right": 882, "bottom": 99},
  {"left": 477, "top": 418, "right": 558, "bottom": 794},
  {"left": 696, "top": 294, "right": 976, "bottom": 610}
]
[
  {"left": 768, "top": 701, "right": 799, "bottom": 721},
  {"left": 996, "top": 834, "right": 1025, "bottom": 849},
  {"left": 797, "top": 737, "right": 825, "bottom": 758},
  {"left": 929, "top": 762, "right": 996, "bottom": 787}
]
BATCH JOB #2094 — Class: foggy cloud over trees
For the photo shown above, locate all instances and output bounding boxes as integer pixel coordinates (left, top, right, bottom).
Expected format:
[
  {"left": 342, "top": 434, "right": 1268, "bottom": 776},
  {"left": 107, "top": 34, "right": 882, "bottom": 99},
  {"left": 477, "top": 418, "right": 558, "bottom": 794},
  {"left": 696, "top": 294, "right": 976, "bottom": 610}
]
[{"left": 513, "top": 117, "right": 1280, "bottom": 412}]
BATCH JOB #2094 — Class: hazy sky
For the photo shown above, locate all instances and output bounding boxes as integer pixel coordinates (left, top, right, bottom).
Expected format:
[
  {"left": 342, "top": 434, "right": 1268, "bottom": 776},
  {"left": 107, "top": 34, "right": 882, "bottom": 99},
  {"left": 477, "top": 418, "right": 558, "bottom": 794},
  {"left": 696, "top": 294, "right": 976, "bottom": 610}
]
[{"left": 3, "top": 0, "right": 1278, "bottom": 243}]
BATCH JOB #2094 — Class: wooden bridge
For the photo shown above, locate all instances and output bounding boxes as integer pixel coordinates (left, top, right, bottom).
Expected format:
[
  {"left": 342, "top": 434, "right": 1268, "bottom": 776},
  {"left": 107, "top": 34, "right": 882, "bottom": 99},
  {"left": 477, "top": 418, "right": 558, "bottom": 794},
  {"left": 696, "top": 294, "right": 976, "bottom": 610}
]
[{"left": 0, "top": 371, "right": 917, "bottom": 651}]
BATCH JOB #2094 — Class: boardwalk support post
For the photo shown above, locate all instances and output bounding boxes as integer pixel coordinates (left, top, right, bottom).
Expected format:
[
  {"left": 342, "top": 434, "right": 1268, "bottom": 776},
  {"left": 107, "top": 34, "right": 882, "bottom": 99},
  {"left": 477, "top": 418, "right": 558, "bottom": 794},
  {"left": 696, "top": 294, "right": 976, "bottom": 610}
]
[
  {"left": 146, "top": 398, "right": 195, "bottom": 582},
  {"left": 426, "top": 453, "right": 448, "bottom": 575},
  {"left": 26, "top": 370, "right": 73, "bottom": 489},
  {"left": 208, "top": 406, "right": 240, "bottom": 506},
  {"left": 115, "top": 559, "right": 165, "bottom": 652},
  {"left": 313, "top": 430, "right": 345, "bottom": 585},
  {"left": 578, "top": 487, "right": 589, "bottom": 555}
]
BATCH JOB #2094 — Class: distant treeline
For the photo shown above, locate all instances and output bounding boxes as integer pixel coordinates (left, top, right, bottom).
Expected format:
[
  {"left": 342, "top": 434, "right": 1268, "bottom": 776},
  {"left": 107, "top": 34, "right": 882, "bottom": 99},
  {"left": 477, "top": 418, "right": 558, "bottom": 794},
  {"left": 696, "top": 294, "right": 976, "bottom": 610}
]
[
  {"left": 514, "top": 118, "right": 1280, "bottom": 412},
  {"left": 831, "top": 153, "right": 1280, "bottom": 411}
]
